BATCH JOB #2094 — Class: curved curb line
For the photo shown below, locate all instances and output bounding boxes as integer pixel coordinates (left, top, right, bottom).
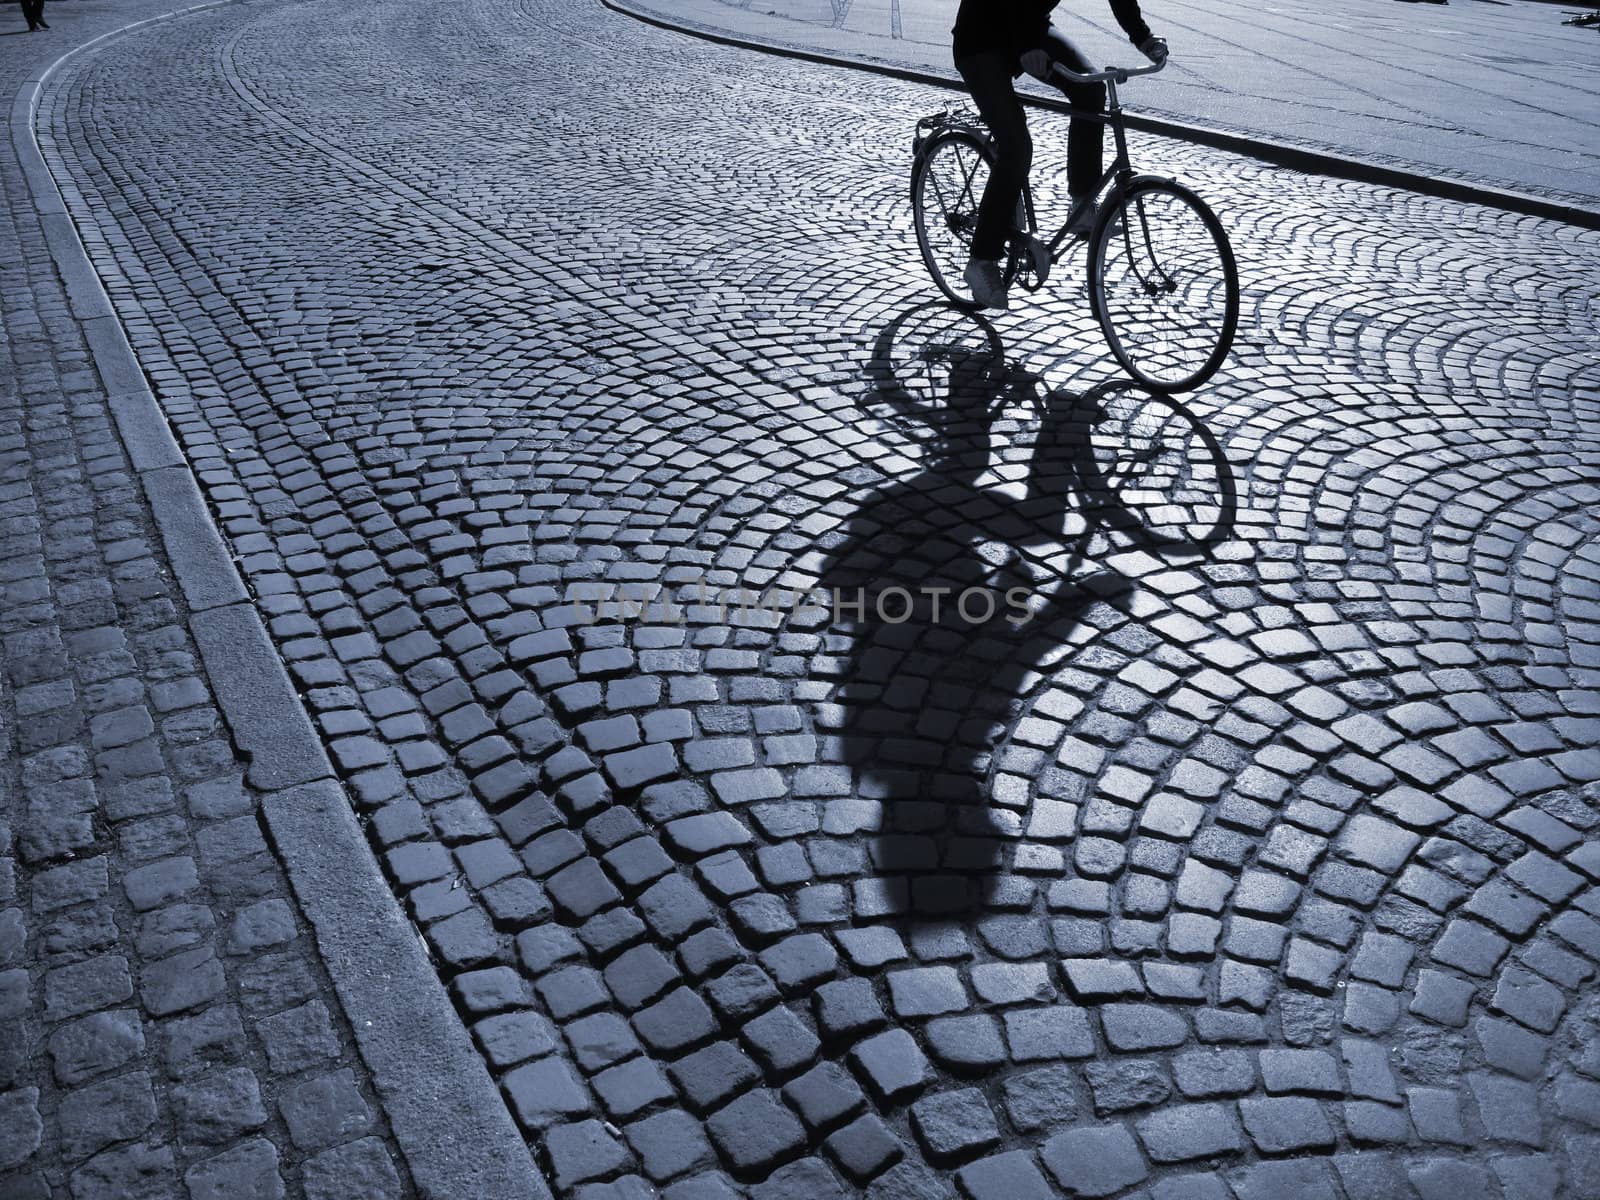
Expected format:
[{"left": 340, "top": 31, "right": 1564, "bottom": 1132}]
[
  {"left": 10, "top": 9, "right": 550, "bottom": 1199},
  {"left": 601, "top": 0, "right": 1600, "bottom": 231}
]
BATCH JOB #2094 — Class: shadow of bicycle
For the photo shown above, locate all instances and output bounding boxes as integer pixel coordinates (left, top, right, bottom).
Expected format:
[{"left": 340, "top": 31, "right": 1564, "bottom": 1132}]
[{"left": 800, "top": 302, "right": 1237, "bottom": 926}]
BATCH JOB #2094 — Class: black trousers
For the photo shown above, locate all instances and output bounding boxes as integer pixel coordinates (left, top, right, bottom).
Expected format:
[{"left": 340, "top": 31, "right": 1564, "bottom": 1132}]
[
  {"left": 21, "top": 0, "right": 45, "bottom": 26},
  {"left": 955, "top": 27, "right": 1106, "bottom": 261}
]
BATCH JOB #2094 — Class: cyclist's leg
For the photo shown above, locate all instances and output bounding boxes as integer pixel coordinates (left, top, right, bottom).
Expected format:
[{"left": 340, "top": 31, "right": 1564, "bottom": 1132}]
[
  {"left": 954, "top": 51, "right": 1031, "bottom": 263},
  {"left": 1040, "top": 27, "right": 1106, "bottom": 207}
]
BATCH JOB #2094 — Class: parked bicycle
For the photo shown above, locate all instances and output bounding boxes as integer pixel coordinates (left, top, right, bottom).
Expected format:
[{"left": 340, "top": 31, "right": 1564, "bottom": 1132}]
[{"left": 911, "top": 58, "right": 1239, "bottom": 393}]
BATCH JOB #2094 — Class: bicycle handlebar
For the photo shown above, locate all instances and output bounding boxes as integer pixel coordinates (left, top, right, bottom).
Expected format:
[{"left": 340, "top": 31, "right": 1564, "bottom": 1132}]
[{"left": 1049, "top": 57, "right": 1167, "bottom": 86}]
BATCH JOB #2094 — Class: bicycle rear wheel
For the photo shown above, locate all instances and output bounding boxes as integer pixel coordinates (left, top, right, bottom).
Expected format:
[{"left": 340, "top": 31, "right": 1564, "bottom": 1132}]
[
  {"left": 912, "top": 131, "right": 1021, "bottom": 308},
  {"left": 1088, "top": 177, "right": 1238, "bottom": 393}
]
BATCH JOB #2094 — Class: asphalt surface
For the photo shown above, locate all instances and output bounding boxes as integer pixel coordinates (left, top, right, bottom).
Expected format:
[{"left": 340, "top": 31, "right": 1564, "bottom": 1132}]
[
  {"left": 5, "top": 0, "right": 1600, "bottom": 1196},
  {"left": 621, "top": 0, "right": 1600, "bottom": 209}
]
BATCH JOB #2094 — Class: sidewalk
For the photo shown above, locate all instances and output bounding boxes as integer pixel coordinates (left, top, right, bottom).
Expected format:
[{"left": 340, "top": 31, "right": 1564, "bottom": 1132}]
[
  {"left": 0, "top": 3, "right": 541, "bottom": 1197},
  {"left": 617, "top": 0, "right": 1600, "bottom": 211}
]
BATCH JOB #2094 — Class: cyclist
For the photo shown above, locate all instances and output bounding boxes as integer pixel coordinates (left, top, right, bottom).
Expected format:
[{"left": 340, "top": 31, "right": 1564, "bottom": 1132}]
[{"left": 954, "top": 0, "right": 1168, "bottom": 311}]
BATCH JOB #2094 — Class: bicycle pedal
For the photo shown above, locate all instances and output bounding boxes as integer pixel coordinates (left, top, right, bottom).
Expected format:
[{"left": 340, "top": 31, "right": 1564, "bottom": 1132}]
[{"left": 1023, "top": 235, "right": 1052, "bottom": 285}]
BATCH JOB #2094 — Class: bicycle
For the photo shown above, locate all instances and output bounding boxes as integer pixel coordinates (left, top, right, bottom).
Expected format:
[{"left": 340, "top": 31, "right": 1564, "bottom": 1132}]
[{"left": 910, "top": 58, "right": 1240, "bottom": 394}]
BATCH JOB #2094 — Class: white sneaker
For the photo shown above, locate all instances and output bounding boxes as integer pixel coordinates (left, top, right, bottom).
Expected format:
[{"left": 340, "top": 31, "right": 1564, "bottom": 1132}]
[{"left": 963, "top": 259, "right": 1010, "bottom": 311}]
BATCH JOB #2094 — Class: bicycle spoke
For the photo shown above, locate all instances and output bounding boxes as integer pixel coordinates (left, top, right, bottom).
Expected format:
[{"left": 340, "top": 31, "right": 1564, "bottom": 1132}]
[
  {"left": 914, "top": 133, "right": 993, "bottom": 307},
  {"left": 1092, "top": 182, "right": 1238, "bottom": 392}
]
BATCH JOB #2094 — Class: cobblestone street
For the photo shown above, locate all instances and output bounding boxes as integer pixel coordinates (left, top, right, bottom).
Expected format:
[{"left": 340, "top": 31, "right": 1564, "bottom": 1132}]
[{"left": 4, "top": 0, "right": 1600, "bottom": 1196}]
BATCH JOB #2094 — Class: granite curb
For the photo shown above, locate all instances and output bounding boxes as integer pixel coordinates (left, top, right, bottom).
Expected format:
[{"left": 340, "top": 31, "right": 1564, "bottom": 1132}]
[
  {"left": 8, "top": 6, "right": 551, "bottom": 1197},
  {"left": 601, "top": 0, "right": 1600, "bottom": 231}
]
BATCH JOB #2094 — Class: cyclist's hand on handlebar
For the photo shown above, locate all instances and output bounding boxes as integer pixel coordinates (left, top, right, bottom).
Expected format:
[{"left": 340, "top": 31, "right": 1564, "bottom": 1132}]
[
  {"left": 1138, "top": 35, "right": 1169, "bottom": 65},
  {"left": 1019, "top": 48, "right": 1051, "bottom": 80}
]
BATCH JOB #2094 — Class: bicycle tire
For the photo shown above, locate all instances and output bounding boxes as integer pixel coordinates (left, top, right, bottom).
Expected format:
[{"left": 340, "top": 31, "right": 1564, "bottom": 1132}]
[
  {"left": 912, "top": 131, "right": 1025, "bottom": 308},
  {"left": 1087, "top": 176, "right": 1239, "bottom": 393}
]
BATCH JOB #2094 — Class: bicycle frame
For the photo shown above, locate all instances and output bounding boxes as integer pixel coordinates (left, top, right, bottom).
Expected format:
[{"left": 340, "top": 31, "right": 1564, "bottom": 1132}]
[
  {"left": 911, "top": 57, "right": 1176, "bottom": 294},
  {"left": 909, "top": 53, "right": 1239, "bottom": 392},
  {"left": 1036, "top": 77, "right": 1138, "bottom": 265}
]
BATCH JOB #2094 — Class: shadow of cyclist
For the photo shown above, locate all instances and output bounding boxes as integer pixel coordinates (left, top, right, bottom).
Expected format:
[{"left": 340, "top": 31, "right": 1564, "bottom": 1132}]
[
  {"left": 794, "top": 307, "right": 1092, "bottom": 921},
  {"left": 791, "top": 302, "right": 1235, "bottom": 926}
]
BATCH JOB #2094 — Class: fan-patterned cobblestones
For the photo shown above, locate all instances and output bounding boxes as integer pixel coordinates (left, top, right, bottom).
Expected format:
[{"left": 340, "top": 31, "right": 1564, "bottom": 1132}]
[{"left": 21, "top": 0, "right": 1600, "bottom": 1195}]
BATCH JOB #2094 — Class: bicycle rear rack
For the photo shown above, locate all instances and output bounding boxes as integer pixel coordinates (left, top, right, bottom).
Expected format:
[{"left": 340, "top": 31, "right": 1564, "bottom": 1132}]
[{"left": 912, "top": 106, "right": 988, "bottom": 162}]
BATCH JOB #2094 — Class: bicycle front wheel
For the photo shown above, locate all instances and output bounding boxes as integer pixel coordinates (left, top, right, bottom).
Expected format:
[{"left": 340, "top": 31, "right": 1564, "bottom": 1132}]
[
  {"left": 1089, "top": 178, "right": 1239, "bottom": 393},
  {"left": 912, "top": 132, "right": 1022, "bottom": 308}
]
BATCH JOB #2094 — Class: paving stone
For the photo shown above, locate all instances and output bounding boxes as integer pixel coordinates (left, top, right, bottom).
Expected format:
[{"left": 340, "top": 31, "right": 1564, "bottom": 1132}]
[
  {"left": 850, "top": 1028, "right": 930, "bottom": 1102},
  {"left": 759, "top": 932, "right": 838, "bottom": 993},
  {"left": 122, "top": 856, "right": 199, "bottom": 911},
  {"left": 633, "top": 986, "right": 718, "bottom": 1054},
  {"left": 302, "top": 1137, "right": 402, "bottom": 1200},
  {"left": 626, "top": 1109, "right": 714, "bottom": 1182},
  {"left": 1407, "top": 1158, "right": 1499, "bottom": 1200},
  {"left": 1556, "top": 1074, "right": 1600, "bottom": 1127},
  {"left": 755, "top": 1158, "right": 850, "bottom": 1200},
  {"left": 886, "top": 966, "right": 966, "bottom": 1018},
  {"left": 1228, "top": 1158, "right": 1340, "bottom": 1200},
  {"left": 783, "top": 1060, "right": 867, "bottom": 1132},
  {"left": 1473, "top": 1015, "right": 1547, "bottom": 1080},
  {"left": 1238, "top": 1096, "right": 1336, "bottom": 1153},
  {"left": 504, "top": 1053, "right": 591, "bottom": 1129},
  {"left": 1041, "top": 1124, "right": 1148, "bottom": 1196},
  {"left": 453, "top": 966, "right": 530, "bottom": 1014},
  {"left": 908, "top": 1088, "right": 999, "bottom": 1163},
  {"left": 32, "top": 858, "right": 110, "bottom": 912},
  {"left": 705, "top": 1088, "right": 807, "bottom": 1174},
  {"left": 1061, "top": 958, "right": 1143, "bottom": 1002},
  {"left": 743, "top": 1004, "right": 821, "bottom": 1074},
  {"left": 226, "top": 897, "right": 298, "bottom": 955},
  {"left": 1406, "top": 1086, "right": 1472, "bottom": 1145},
  {"left": 1491, "top": 1152, "right": 1561, "bottom": 1200},
  {"left": 0, "top": 1088, "right": 43, "bottom": 1172},
  {"left": 1321, "top": 1148, "right": 1406, "bottom": 1198},
  {"left": 548, "top": 1119, "right": 633, "bottom": 1188},
  {"left": 467, "top": 1011, "right": 556, "bottom": 1075},
  {"left": 1148, "top": 1172, "right": 1233, "bottom": 1200},
  {"left": 160, "top": 1005, "right": 248, "bottom": 1079},
  {"left": 659, "top": 1172, "right": 744, "bottom": 1200},
  {"left": 174, "top": 1066, "right": 270, "bottom": 1145},
  {"left": 278, "top": 1069, "right": 373, "bottom": 1151},
  {"left": 924, "top": 1014, "right": 1005, "bottom": 1072},
  {"left": 565, "top": 1011, "right": 643, "bottom": 1072},
  {"left": 593, "top": 1056, "right": 676, "bottom": 1121},
  {"left": 970, "top": 962, "right": 1053, "bottom": 1005},
  {"left": 813, "top": 978, "right": 888, "bottom": 1041},
  {"left": 1338, "top": 815, "right": 1422, "bottom": 872},
  {"left": 141, "top": 947, "right": 226, "bottom": 1016},
  {"left": 1409, "top": 969, "right": 1478, "bottom": 1027},
  {"left": 826, "top": 1113, "right": 905, "bottom": 1181},
  {"left": 44, "top": 955, "right": 133, "bottom": 1022},
  {"left": 47, "top": 1009, "right": 145, "bottom": 1086},
  {"left": 58, "top": 1071, "right": 158, "bottom": 1161},
  {"left": 1491, "top": 966, "right": 1566, "bottom": 1033},
  {"left": 1086, "top": 1058, "right": 1172, "bottom": 1114},
  {"left": 954, "top": 1150, "right": 1056, "bottom": 1200},
  {"left": 1003, "top": 1006, "right": 1095, "bottom": 1062},
  {"left": 1467, "top": 1071, "right": 1543, "bottom": 1146},
  {"left": 68, "top": 1141, "right": 179, "bottom": 1199},
  {"left": 1101, "top": 1003, "right": 1189, "bottom": 1051},
  {"left": 185, "top": 1138, "right": 286, "bottom": 1200},
  {"left": 1259, "top": 1047, "right": 1341, "bottom": 1096}
]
